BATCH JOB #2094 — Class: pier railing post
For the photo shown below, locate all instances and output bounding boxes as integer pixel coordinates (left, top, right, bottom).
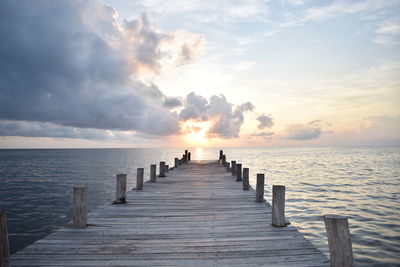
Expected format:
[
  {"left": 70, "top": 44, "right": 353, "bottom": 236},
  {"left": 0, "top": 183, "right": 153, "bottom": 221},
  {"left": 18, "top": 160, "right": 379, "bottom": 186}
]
[
  {"left": 174, "top": 158, "right": 179, "bottom": 168},
  {"left": 221, "top": 155, "right": 226, "bottom": 166},
  {"left": 243, "top": 168, "right": 249, "bottom": 190},
  {"left": 136, "top": 168, "right": 144, "bottom": 190},
  {"left": 272, "top": 185, "right": 287, "bottom": 227},
  {"left": 226, "top": 162, "right": 230, "bottom": 172},
  {"left": 150, "top": 164, "right": 156, "bottom": 182},
  {"left": 236, "top": 163, "right": 242, "bottom": 181},
  {"left": 159, "top": 162, "right": 166, "bottom": 177},
  {"left": 231, "top": 161, "right": 236, "bottom": 176},
  {"left": 188, "top": 152, "right": 191, "bottom": 161},
  {"left": 73, "top": 186, "right": 87, "bottom": 228},
  {"left": 219, "top": 150, "right": 223, "bottom": 161},
  {"left": 0, "top": 212, "right": 10, "bottom": 267},
  {"left": 165, "top": 164, "right": 169, "bottom": 173},
  {"left": 115, "top": 174, "right": 127, "bottom": 204},
  {"left": 324, "top": 215, "right": 354, "bottom": 267},
  {"left": 255, "top": 174, "right": 265, "bottom": 202},
  {"left": 178, "top": 159, "right": 182, "bottom": 165},
  {"left": 185, "top": 150, "right": 188, "bottom": 160}
]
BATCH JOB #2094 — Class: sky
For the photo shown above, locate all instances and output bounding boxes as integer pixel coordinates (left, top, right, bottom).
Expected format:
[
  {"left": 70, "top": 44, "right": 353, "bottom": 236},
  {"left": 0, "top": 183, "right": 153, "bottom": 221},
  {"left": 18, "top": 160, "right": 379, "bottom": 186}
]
[{"left": 0, "top": 0, "right": 399, "bottom": 148}]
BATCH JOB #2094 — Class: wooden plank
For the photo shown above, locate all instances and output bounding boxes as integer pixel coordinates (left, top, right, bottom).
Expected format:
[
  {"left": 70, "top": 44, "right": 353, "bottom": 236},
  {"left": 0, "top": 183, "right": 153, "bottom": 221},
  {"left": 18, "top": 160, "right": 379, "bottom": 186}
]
[{"left": 11, "top": 160, "right": 328, "bottom": 266}]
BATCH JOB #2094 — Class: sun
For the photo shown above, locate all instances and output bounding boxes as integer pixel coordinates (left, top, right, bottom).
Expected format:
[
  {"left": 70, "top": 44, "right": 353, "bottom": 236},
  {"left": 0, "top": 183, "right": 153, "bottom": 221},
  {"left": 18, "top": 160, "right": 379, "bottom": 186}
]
[{"left": 184, "top": 120, "right": 212, "bottom": 146}]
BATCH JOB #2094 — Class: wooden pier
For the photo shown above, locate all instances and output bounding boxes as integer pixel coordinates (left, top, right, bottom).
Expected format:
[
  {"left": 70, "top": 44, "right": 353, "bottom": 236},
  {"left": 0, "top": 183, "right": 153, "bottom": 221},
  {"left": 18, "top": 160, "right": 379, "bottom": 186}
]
[{"left": 8, "top": 159, "right": 331, "bottom": 266}]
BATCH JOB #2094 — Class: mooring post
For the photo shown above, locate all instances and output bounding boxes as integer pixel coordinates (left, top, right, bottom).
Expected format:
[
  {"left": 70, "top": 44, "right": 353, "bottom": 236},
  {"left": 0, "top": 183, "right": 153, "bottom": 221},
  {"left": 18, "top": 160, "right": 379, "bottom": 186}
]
[
  {"left": 150, "top": 164, "right": 156, "bottom": 182},
  {"left": 0, "top": 212, "right": 10, "bottom": 267},
  {"left": 185, "top": 150, "right": 188, "bottom": 160},
  {"left": 236, "top": 163, "right": 242, "bottom": 181},
  {"left": 159, "top": 161, "right": 166, "bottom": 177},
  {"left": 231, "top": 161, "right": 236, "bottom": 176},
  {"left": 115, "top": 174, "right": 127, "bottom": 204},
  {"left": 219, "top": 150, "right": 223, "bottom": 161},
  {"left": 272, "top": 185, "right": 287, "bottom": 227},
  {"left": 226, "top": 162, "right": 230, "bottom": 172},
  {"left": 136, "top": 168, "right": 144, "bottom": 190},
  {"left": 182, "top": 154, "right": 186, "bottom": 163},
  {"left": 178, "top": 159, "right": 182, "bottom": 165},
  {"left": 243, "top": 168, "right": 249, "bottom": 190},
  {"left": 165, "top": 164, "right": 169, "bottom": 173},
  {"left": 255, "top": 174, "right": 265, "bottom": 202},
  {"left": 188, "top": 152, "right": 191, "bottom": 161},
  {"left": 174, "top": 158, "right": 179, "bottom": 168},
  {"left": 324, "top": 215, "right": 354, "bottom": 267},
  {"left": 73, "top": 186, "right": 87, "bottom": 228}
]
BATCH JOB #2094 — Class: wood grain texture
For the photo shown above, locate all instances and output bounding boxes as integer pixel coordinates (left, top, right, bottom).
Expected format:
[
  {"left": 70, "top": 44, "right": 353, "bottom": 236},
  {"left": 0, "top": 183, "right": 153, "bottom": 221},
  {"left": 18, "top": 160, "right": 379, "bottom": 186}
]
[
  {"left": 0, "top": 212, "right": 10, "bottom": 267},
  {"left": 324, "top": 215, "right": 353, "bottom": 267},
  {"left": 11, "top": 160, "right": 329, "bottom": 266},
  {"left": 73, "top": 187, "right": 87, "bottom": 229}
]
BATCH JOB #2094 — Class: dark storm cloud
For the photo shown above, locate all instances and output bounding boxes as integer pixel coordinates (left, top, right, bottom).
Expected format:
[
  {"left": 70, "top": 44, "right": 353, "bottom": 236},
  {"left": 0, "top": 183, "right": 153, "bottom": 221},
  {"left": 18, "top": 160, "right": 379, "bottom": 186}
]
[{"left": 0, "top": 0, "right": 203, "bottom": 138}]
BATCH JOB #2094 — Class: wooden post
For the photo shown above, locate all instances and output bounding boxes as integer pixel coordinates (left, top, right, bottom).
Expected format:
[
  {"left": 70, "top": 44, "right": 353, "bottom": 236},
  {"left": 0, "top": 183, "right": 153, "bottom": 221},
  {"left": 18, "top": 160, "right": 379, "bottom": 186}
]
[
  {"left": 136, "top": 168, "right": 144, "bottom": 190},
  {"left": 255, "top": 174, "right": 264, "bottom": 202},
  {"left": 226, "top": 162, "right": 230, "bottom": 172},
  {"left": 73, "top": 186, "right": 87, "bottom": 228},
  {"left": 243, "top": 168, "right": 249, "bottom": 190},
  {"left": 174, "top": 158, "right": 179, "bottom": 168},
  {"left": 0, "top": 212, "right": 10, "bottom": 267},
  {"left": 231, "top": 161, "right": 236, "bottom": 176},
  {"left": 324, "top": 215, "right": 354, "bottom": 267},
  {"left": 178, "top": 159, "right": 182, "bottom": 165},
  {"left": 219, "top": 150, "right": 223, "bottom": 161},
  {"left": 222, "top": 155, "right": 226, "bottom": 166},
  {"left": 165, "top": 164, "right": 169, "bottom": 173},
  {"left": 115, "top": 174, "right": 127, "bottom": 204},
  {"left": 150, "top": 164, "right": 156, "bottom": 182},
  {"left": 185, "top": 150, "right": 188, "bottom": 160},
  {"left": 272, "top": 185, "right": 287, "bottom": 227},
  {"left": 159, "top": 161, "right": 166, "bottom": 177},
  {"left": 236, "top": 163, "right": 242, "bottom": 181},
  {"left": 188, "top": 152, "right": 191, "bottom": 161}
]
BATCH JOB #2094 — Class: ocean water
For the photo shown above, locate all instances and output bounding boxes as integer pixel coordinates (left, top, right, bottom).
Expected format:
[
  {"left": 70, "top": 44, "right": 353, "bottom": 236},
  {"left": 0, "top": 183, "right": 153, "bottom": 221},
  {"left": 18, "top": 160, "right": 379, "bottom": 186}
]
[{"left": 0, "top": 147, "right": 399, "bottom": 266}]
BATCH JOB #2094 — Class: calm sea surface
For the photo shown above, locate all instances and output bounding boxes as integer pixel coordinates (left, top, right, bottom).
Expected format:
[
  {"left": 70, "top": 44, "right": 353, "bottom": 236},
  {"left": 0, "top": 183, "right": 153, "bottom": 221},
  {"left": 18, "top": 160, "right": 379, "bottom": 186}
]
[{"left": 0, "top": 147, "right": 399, "bottom": 266}]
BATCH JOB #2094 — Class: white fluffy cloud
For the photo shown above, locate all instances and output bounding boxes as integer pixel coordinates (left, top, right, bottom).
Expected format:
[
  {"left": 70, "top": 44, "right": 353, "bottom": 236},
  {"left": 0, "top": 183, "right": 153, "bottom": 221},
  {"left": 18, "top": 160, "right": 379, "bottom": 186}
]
[{"left": 179, "top": 92, "right": 254, "bottom": 138}]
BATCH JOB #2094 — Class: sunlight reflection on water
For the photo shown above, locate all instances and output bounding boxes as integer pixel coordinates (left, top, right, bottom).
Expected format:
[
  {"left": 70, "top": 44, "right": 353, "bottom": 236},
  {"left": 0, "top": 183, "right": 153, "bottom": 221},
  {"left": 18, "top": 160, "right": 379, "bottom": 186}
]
[{"left": 0, "top": 147, "right": 399, "bottom": 266}]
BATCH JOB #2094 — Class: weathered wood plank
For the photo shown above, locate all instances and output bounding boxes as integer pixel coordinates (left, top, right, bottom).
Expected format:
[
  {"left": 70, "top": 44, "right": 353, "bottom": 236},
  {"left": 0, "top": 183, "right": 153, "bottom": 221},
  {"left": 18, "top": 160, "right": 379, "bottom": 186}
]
[{"left": 11, "top": 160, "right": 328, "bottom": 266}]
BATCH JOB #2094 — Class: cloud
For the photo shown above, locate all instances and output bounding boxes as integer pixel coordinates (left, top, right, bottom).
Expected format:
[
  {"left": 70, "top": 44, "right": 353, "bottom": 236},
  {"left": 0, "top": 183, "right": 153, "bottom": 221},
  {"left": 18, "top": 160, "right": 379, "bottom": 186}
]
[
  {"left": 0, "top": 0, "right": 204, "bottom": 138},
  {"left": 0, "top": 120, "right": 136, "bottom": 141},
  {"left": 375, "top": 19, "right": 400, "bottom": 34},
  {"left": 284, "top": 120, "right": 322, "bottom": 140},
  {"left": 372, "top": 35, "right": 398, "bottom": 46},
  {"left": 163, "top": 97, "right": 182, "bottom": 108},
  {"left": 360, "top": 116, "right": 400, "bottom": 140},
  {"left": 179, "top": 92, "right": 254, "bottom": 138},
  {"left": 257, "top": 114, "right": 274, "bottom": 129},
  {"left": 251, "top": 131, "right": 274, "bottom": 137}
]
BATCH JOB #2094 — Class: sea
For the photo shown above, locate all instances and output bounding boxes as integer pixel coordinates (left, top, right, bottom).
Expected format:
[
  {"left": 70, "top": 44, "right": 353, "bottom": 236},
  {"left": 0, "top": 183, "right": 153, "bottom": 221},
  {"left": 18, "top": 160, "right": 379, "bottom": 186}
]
[{"left": 0, "top": 147, "right": 399, "bottom": 266}]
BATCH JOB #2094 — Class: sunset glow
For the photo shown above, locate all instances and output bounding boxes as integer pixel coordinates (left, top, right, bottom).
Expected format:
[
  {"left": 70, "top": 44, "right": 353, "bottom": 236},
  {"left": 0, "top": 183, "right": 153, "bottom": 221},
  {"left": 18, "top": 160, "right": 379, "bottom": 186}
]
[
  {"left": 183, "top": 120, "right": 212, "bottom": 147},
  {"left": 0, "top": 0, "right": 399, "bottom": 148}
]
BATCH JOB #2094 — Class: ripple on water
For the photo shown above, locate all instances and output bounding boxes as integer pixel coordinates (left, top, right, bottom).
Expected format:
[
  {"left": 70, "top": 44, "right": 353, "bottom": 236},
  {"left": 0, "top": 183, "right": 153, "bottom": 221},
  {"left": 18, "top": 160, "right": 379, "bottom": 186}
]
[{"left": 1, "top": 147, "right": 399, "bottom": 266}]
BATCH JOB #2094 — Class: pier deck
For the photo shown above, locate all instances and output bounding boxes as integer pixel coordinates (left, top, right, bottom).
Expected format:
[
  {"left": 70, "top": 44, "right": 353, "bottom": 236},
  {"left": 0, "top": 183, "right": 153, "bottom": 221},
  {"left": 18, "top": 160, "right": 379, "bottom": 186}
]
[{"left": 11, "top": 160, "right": 329, "bottom": 266}]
